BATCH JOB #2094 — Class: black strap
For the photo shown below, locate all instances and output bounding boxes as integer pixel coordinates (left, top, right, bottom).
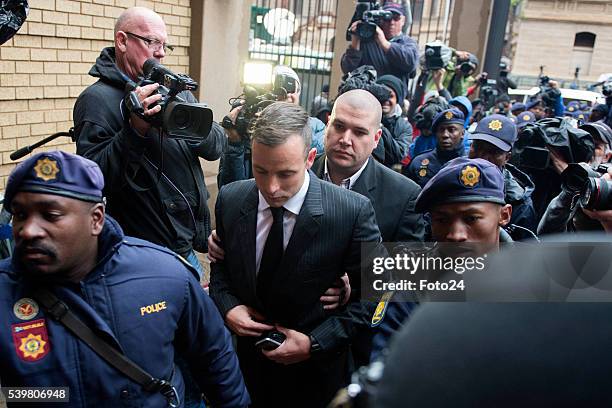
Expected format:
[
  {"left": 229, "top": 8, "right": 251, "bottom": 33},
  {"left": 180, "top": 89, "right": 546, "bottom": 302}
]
[{"left": 33, "top": 288, "right": 180, "bottom": 407}]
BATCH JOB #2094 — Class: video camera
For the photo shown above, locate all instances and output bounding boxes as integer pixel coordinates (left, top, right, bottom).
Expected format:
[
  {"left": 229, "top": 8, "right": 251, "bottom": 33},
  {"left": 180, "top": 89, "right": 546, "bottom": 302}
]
[
  {"left": 346, "top": 0, "right": 393, "bottom": 42},
  {"left": 124, "top": 59, "right": 213, "bottom": 143},
  {"left": 562, "top": 163, "right": 612, "bottom": 210},
  {"left": 423, "top": 40, "right": 452, "bottom": 71},
  {"left": 229, "top": 66, "right": 297, "bottom": 139},
  {"left": 478, "top": 73, "right": 499, "bottom": 110},
  {"left": 537, "top": 75, "right": 561, "bottom": 114},
  {"left": 511, "top": 118, "right": 595, "bottom": 171}
]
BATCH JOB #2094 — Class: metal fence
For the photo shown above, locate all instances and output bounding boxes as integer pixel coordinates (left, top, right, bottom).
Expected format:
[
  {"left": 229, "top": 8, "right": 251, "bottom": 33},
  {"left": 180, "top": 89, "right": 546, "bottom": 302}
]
[
  {"left": 248, "top": 0, "right": 337, "bottom": 114},
  {"left": 247, "top": 1, "right": 455, "bottom": 111}
]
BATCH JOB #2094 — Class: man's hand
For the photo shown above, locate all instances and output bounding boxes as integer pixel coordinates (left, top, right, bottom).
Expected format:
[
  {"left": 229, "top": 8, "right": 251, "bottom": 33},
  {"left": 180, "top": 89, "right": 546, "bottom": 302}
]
[
  {"left": 374, "top": 25, "right": 391, "bottom": 52},
  {"left": 432, "top": 68, "right": 446, "bottom": 91},
  {"left": 320, "top": 273, "right": 351, "bottom": 310},
  {"left": 129, "top": 83, "right": 163, "bottom": 136},
  {"left": 262, "top": 326, "right": 311, "bottom": 365},
  {"left": 548, "top": 146, "right": 568, "bottom": 174},
  {"left": 207, "top": 229, "right": 225, "bottom": 263},
  {"left": 224, "top": 106, "right": 243, "bottom": 143},
  {"left": 582, "top": 171, "right": 612, "bottom": 232},
  {"left": 454, "top": 50, "right": 470, "bottom": 60},
  {"left": 285, "top": 92, "right": 300, "bottom": 105},
  {"left": 549, "top": 80, "right": 559, "bottom": 89},
  {"left": 225, "top": 305, "right": 274, "bottom": 337},
  {"left": 348, "top": 21, "right": 361, "bottom": 50}
]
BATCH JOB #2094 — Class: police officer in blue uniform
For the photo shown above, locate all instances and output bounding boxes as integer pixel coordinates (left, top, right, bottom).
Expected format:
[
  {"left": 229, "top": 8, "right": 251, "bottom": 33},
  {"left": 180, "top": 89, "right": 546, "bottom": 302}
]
[
  {"left": 0, "top": 151, "right": 249, "bottom": 407},
  {"left": 371, "top": 157, "right": 512, "bottom": 361},
  {"left": 403, "top": 108, "right": 468, "bottom": 187},
  {"left": 468, "top": 114, "right": 538, "bottom": 238}
]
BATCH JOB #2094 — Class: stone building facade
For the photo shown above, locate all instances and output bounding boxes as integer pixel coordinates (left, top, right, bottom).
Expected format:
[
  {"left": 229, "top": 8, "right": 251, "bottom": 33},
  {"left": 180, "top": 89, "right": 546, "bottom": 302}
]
[{"left": 512, "top": 0, "right": 612, "bottom": 82}]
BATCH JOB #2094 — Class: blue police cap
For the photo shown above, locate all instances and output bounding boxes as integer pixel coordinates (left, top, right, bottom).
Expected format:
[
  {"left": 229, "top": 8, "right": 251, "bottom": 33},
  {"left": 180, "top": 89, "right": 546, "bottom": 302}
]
[
  {"left": 415, "top": 157, "right": 506, "bottom": 213},
  {"left": 516, "top": 111, "right": 536, "bottom": 128},
  {"left": 469, "top": 114, "right": 517, "bottom": 152},
  {"left": 566, "top": 101, "right": 580, "bottom": 112},
  {"left": 510, "top": 102, "right": 525, "bottom": 113},
  {"left": 4, "top": 151, "right": 104, "bottom": 212},
  {"left": 431, "top": 108, "right": 465, "bottom": 133}
]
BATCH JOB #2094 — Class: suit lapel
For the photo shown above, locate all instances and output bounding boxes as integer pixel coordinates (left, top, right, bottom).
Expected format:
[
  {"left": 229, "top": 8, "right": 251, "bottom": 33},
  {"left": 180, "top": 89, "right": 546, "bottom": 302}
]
[
  {"left": 237, "top": 184, "right": 259, "bottom": 298},
  {"left": 350, "top": 157, "right": 377, "bottom": 196},
  {"left": 279, "top": 172, "right": 324, "bottom": 275}
]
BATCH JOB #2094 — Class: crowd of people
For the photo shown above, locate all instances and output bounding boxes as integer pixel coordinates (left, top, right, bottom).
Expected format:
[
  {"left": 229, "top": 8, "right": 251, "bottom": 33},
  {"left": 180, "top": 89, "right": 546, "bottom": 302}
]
[{"left": 2, "top": 2, "right": 612, "bottom": 408}]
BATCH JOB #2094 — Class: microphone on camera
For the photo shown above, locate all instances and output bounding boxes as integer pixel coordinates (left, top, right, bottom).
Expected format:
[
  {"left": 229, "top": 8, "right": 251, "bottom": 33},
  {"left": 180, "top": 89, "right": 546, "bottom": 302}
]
[{"left": 142, "top": 58, "right": 173, "bottom": 81}]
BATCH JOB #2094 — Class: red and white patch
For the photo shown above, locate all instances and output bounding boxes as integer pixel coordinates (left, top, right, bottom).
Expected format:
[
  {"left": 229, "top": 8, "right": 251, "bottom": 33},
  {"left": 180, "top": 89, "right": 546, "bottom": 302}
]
[{"left": 11, "top": 319, "right": 50, "bottom": 362}]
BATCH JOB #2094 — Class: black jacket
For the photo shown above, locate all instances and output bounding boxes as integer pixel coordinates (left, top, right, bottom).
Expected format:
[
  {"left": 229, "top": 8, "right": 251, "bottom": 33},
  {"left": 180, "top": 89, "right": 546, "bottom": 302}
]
[
  {"left": 210, "top": 173, "right": 383, "bottom": 407},
  {"left": 74, "top": 47, "right": 224, "bottom": 255},
  {"left": 313, "top": 155, "right": 425, "bottom": 242},
  {"left": 504, "top": 163, "right": 538, "bottom": 237}
]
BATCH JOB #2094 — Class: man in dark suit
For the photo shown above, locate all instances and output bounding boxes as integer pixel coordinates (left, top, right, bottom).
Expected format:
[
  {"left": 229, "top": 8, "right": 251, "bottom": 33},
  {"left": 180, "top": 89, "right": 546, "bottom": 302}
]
[
  {"left": 310, "top": 89, "right": 424, "bottom": 366},
  {"left": 209, "top": 102, "right": 383, "bottom": 407},
  {"left": 312, "top": 89, "right": 425, "bottom": 242}
]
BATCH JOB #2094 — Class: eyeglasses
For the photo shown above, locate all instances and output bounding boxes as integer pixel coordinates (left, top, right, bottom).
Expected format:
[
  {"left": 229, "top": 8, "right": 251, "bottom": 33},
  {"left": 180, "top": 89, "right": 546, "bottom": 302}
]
[{"left": 125, "top": 32, "right": 174, "bottom": 53}]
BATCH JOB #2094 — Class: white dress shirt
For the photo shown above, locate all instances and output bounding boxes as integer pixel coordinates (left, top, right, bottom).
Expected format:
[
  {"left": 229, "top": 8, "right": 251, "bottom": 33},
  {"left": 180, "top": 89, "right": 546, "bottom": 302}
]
[
  {"left": 255, "top": 171, "right": 310, "bottom": 275},
  {"left": 323, "top": 157, "right": 370, "bottom": 190}
]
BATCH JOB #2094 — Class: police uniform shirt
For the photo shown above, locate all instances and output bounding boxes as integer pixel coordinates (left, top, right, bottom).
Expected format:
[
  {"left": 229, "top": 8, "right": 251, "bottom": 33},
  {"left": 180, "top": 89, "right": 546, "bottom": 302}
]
[{"left": 255, "top": 170, "right": 309, "bottom": 275}]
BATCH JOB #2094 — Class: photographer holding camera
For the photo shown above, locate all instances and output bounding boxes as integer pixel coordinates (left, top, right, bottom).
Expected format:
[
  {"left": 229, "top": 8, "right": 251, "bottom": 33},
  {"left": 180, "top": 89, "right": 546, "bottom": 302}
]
[
  {"left": 74, "top": 7, "right": 224, "bottom": 276},
  {"left": 427, "top": 51, "right": 483, "bottom": 99},
  {"left": 217, "top": 66, "right": 326, "bottom": 189},
  {"left": 538, "top": 121, "right": 612, "bottom": 235},
  {"left": 341, "top": 2, "right": 418, "bottom": 88}
]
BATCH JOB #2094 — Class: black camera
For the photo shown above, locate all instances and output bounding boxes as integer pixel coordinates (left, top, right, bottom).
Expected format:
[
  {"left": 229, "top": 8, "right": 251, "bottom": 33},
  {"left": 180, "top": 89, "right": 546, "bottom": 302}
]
[
  {"left": 458, "top": 60, "right": 474, "bottom": 75},
  {"left": 562, "top": 163, "right": 612, "bottom": 210},
  {"left": 511, "top": 118, "right": 595, "bottom": 171},
  {"left": 125, "top": 59, "right": 213, "bottom": 143},
  {"left": 479, "top": 75, "right": 499, "bottom": 110},
  {"left": 346, "top": 1, "right": 392, "bottom": 42},
  {"left": 602, "top": 81, "right": 612, "bottom": 97},
  {"left": 424, "top": 41, "right": 452, "bottom": 71}
]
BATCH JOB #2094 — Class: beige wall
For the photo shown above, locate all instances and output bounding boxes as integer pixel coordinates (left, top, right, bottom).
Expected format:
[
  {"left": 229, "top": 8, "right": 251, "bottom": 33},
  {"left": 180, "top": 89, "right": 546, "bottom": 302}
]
[
  {"left": 513, "top": 0, "right": 612, "bottom": 81},
  {"left": 0, "top": 0, "right": 191, "bottom": 191},
  {"left": 448, "top": 0, "right": 491, "bottom": 64}
]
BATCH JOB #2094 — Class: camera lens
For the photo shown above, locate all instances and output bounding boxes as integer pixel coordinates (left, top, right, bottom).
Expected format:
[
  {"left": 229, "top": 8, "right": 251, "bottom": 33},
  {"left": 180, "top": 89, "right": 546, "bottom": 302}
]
[
  {"left": 581, "top": 177, "right": 612, "bottom": 210},
  {"left": 173, "top": 106, "right": 191, "bottom": 130}
]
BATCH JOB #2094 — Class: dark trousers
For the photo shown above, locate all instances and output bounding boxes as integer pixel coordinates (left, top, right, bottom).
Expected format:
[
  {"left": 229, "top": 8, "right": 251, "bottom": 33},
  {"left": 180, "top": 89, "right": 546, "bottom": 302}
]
[{"left": 236, "top": 337, "right": 350, "bottom": 408}]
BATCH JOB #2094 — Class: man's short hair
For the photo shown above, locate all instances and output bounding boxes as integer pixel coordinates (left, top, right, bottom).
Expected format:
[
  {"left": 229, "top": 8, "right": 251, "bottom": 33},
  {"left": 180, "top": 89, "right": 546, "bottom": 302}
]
[{"left": 251, "top": 102, "right": 312, "bottom": 155}]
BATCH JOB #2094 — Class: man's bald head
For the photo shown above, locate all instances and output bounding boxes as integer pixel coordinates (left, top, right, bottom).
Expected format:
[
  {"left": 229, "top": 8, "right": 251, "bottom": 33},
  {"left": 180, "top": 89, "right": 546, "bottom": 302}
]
[
  {"left": 113, "top": 7, "right": 168, "bottom": 81},
  {"left": 324, "top": 89, "right": 383, "bottom": 182},
  {"left": 334, "top": 89, "right": 382, "bottom": 129},
  {"left": 115, "top": 7, "right": 164, "bottom": 35}
]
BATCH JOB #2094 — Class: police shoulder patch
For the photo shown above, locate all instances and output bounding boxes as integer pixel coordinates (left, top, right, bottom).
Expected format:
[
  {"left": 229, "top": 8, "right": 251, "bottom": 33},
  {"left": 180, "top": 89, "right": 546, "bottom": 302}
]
[{"left": 12, "top": 319, "right": 50, "bottom": 362}]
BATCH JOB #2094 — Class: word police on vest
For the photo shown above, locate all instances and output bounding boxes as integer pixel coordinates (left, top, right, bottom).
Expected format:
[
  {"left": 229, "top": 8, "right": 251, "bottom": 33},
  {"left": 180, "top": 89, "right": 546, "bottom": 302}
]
[{"left": 140, "top": 301, "right": 167, "bottom": 316}]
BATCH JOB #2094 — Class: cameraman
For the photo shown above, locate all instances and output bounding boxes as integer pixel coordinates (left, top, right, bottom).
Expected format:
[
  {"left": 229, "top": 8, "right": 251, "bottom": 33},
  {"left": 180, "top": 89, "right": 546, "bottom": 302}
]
[
  {"left": 74, "top": 7, "right": 223, "bottom": 275},
  {"left": 427, "top": 51, "right": 482, "bottom": 99},
  {"left": 527, "top": 79, "right": 564, "bottom": 119},
  {"left": 538, "top": 121, "right": 612, "bottom": 235},
  {"left": 341, "top": 2, "right": 418, "bottom": 88},
  {"left": 217, "top": 66, "right": 326, "bottom": 188},
  {"left": 496, "top": 60, "right": 517, "bottom": 98}
]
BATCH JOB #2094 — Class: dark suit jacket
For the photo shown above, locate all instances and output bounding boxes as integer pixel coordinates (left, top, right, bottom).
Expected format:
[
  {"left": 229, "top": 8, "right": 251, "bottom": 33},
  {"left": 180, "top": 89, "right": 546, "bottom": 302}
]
[
  {"left": 211, "top": 172, "right": 381, "bottom": 344},
  {"left": 312, "top": 155, "right": 425, "bottom": 242},
  {"left": 210, "top": 173, "right": 383, "bottom": 406}
]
